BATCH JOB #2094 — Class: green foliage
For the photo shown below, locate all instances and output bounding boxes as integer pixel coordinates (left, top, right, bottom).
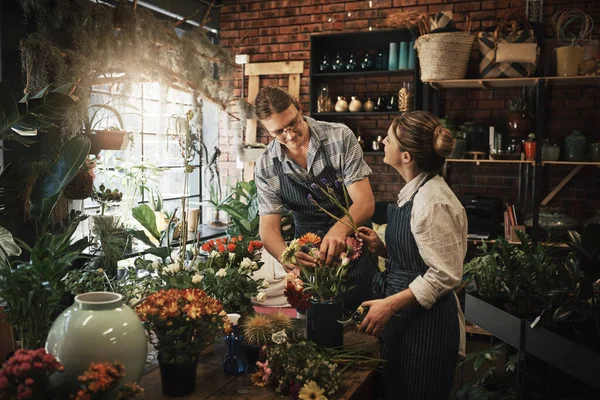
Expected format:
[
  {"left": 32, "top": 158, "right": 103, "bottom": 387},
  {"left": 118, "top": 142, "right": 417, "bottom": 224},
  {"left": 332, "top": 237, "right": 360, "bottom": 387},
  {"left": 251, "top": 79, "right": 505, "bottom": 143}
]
[
  {"left": 439, "top": 115, "right": 464, "bottom": 140},
  {"left": 464, "top": 232, "right": 559, "bottom": 312},
  {"left": 221, "top": 180, "right": 259, "bottom": 240},
  {"left": 0, "top": 225, "right": 21, "bottom": 261},
  {"left": 29, "top": 134, "right": 91, "bottom": 224},
  {"left": 0, "top": 81, "right": 79, "bottom": 145},
  {"left": 0, "top": 211, "right": 89, "bottom": 348},
  {"left": 91, "top": 183, "right": 123, "bottom": 216},
  {"left": 90, "top": 216, "right": 131, "bottom": 278}
]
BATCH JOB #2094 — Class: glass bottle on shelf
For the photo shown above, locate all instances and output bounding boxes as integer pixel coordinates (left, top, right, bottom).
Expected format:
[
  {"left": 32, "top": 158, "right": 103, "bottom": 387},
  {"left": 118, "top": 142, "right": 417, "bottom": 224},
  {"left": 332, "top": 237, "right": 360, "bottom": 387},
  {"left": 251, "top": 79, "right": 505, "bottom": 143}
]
[
  {"left": 372, "top": 135, "right": 383, "bottom": 151},
  {"left": 319, "top": 53, "right": 331, "bottom": 73},
  {"left": 373, "top": 95, "right": 387, "bottom": 112},
  {"left": 375, "top": 49, "right": 387, "bottom": 70},
  {"left": 387, "top": 94, "right": 398, "bottom": 111},
  {"left": 345, "top": 52, "right": 357, "bottom": 72},
  {"left": 317, "top": 84, "right": 332, "bottom": 113},
  {"left": 360, "top": 52, "right": 373, "bottom": 71},
  {"left": 331, "top": 52, "right": 344, "bottom": 72}
]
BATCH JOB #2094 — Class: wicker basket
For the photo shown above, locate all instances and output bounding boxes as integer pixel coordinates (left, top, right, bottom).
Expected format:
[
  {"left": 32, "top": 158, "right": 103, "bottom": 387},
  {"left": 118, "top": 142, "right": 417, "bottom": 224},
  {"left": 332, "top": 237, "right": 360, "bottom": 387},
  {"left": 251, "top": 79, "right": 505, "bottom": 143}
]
[{"left": 415, "top": 32, "right": 476, "bottom": 81}]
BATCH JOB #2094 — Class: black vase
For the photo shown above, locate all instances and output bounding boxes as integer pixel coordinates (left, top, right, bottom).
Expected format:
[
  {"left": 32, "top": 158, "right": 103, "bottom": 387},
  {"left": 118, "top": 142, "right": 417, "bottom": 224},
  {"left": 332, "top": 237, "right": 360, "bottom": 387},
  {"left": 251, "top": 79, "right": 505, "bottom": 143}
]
[
  {"left": 241, "top": 343, "right": 261, "bottom": 371},
  {"left": 159, "top": 358, "right": 199, "bottom": 397},
  {"left": 306, "top": 298, "right": 343, "bottom": 348}
]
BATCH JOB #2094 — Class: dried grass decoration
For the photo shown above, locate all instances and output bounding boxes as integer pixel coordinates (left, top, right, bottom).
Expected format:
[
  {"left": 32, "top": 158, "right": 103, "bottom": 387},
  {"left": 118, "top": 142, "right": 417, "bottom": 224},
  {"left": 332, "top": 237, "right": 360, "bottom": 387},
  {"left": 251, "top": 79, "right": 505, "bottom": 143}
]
[
  {"left": 385, "top": 11, "right": 430, "bottom": 36},
  {"left": 18, "top": 0, "right": 236, "bottom": 137}
]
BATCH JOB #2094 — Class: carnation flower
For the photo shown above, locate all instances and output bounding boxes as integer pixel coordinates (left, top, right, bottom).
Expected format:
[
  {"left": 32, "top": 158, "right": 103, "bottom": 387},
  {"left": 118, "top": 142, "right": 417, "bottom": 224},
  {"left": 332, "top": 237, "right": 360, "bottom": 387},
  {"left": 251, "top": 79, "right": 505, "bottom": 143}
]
[{"left": 192, "top": 273, "right": 204, "bottom": 284}]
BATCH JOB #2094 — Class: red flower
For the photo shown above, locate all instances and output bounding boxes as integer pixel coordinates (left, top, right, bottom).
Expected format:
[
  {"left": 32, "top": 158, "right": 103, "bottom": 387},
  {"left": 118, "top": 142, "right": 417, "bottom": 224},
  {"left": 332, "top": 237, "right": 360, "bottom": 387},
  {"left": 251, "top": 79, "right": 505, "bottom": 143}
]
[
  {"left": 227, "top": 243, "right": 236, "bottom": 252},
  {"left": 284, "top": 282, "right": 311, "bottom": 311},
  {"left": 248, "top": 243, "right": 254, "bottom": 253},
  {"left": 218, "top": 244, "right": 225, "bottom": 252}
]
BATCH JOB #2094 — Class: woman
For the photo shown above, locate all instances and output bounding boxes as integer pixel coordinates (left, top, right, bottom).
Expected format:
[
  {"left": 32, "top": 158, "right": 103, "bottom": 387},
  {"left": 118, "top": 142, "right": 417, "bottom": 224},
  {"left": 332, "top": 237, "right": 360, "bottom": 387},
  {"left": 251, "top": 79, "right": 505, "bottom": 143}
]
[{"left": 357, "top": 111, "right": 467, "bottom": 400}]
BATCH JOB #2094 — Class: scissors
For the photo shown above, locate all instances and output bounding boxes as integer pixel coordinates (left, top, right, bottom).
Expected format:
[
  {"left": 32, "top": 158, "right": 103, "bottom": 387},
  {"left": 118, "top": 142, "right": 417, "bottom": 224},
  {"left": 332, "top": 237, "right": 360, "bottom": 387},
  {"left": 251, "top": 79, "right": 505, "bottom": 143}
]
[{"left": 337, "top": 305, "right": 368, "bottom": 326}]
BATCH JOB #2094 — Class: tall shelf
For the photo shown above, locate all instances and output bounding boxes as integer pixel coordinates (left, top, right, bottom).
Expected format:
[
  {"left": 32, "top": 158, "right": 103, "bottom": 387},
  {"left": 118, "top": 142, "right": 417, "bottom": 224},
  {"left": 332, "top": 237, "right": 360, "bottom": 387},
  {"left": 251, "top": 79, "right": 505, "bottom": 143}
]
[
  {"left": 424, "top": 76, "right": 600, "bottom": 243},
  {"left": 309, "top": 29, "right": 422, "bottom": 144}
]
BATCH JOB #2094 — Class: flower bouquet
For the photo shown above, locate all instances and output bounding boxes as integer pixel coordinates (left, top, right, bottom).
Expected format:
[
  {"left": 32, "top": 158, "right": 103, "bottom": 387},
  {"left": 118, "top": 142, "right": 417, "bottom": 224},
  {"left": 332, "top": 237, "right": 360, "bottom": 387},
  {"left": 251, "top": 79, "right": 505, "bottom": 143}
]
[
  {"left": 0, "top": 349, "right": 143, "bottom": 400},
  {"left": 194, "top": 236, "right": 268, "bottom": 314},
  {"left": 135, "top": 288, "right": 232, "bottom": 396}
]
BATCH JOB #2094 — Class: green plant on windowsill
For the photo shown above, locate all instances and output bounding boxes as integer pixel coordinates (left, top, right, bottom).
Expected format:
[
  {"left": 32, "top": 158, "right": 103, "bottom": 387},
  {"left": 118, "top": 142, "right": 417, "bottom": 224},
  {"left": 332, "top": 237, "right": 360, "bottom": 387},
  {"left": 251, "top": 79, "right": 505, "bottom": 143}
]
[{"left": 91, "top": 183, "right": 123, "bottom": 216}]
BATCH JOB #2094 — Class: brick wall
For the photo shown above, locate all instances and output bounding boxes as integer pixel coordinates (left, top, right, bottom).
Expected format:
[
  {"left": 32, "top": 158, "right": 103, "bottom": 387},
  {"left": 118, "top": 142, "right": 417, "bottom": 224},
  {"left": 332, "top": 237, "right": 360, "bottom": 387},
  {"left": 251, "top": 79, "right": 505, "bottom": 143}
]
[{"left": 219, "top": 0, "right": 600, "bottom": 224}]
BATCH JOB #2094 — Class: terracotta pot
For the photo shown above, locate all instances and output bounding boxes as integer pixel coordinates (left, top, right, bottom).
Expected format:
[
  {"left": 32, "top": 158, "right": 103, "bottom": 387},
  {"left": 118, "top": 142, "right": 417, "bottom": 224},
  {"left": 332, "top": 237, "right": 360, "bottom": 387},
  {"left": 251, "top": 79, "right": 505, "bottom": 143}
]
[{"left": 524, "top": 141, "right": 536, "bottom": 161}]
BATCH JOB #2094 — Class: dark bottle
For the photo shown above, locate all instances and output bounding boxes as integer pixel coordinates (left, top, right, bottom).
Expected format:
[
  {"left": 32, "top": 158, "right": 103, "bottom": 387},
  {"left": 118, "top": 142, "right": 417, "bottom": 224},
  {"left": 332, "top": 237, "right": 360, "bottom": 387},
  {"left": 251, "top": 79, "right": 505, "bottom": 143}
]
[
  {"left": 387, "top": 94, "right": 398, "bottom": 111},
  {"left": 360, "top": 52, "right": 373, "bottom": 71},
  {"left": 319, "top": 53, "right": 331, "bottom": 72},
  {"left": 331, "top": 52, "right": 344, "bottom": 72},
  {"left": 345, "top": 52, "right": 357, "bottom": 72},
  {"left": 375, "top": 49, "right": 387, "bottom": 70},
  {"left": 373, "top": 95, "right": 387, "bottom": 111}
]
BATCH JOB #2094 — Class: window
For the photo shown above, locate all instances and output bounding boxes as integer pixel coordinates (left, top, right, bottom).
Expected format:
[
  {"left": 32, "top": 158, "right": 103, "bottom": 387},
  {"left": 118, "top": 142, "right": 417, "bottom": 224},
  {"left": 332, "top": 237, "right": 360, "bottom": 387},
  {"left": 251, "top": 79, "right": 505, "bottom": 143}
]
[{"left": 84, "top": 83, "right": 203, "bottom": 219}]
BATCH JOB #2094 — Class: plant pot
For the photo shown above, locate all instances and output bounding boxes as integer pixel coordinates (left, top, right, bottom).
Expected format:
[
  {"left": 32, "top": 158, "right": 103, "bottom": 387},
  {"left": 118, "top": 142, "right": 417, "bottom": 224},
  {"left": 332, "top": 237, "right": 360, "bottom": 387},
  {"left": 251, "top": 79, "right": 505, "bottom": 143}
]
[
  {"left": 63, "top": 169, "right": 94, "bottom": 200},
  {"left": 158, "top": 356, "right": 199, "bottom": 397},
  {"left": 86, "top": 130, "right": 128, "bottom": 155},
  {"left": 45, "top": 292, "right": 147, "bottom": 385},
  {"left": 306, "top": 298, "right": 343, "bottom": 348},
  {"left": 448, "top": 138, "right": 466, "bottom": 159},
  {"left": 556, "top": 45, "right": 584, "bottom": 76},
  {"left": 507, "top": 111, "right": 534, "bottom": 138},
  {"left": 524, "top": 141, "right": 536, "bottom": 161}
]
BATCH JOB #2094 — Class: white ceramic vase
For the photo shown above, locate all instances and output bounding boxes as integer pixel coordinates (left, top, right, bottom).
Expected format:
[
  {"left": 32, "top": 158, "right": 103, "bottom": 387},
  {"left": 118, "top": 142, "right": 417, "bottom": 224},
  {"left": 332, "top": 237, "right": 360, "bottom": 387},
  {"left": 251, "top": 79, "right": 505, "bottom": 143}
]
[{"left": 46, "top": 292, "right": 147, "bottom": 384}]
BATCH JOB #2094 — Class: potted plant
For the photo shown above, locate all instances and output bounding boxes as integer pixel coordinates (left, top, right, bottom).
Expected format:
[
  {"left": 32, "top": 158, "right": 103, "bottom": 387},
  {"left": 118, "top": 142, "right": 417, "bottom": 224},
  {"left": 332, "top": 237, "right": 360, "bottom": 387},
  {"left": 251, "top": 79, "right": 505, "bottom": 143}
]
[
  {"left": 524, "top": 133, "right": 536, "bottom": 161},
  {"left": 507, "top": 96, "right": 534, "bottom": 138},
  {"left": 84, "top": 102, "right": 138, "bottom": 155},
  {"left": 440, "top": 116, "right": 466, "bottom": 159},
  {"left": 135, "top": 288, "right": 232, "bottom": 397},
  {"left": 240, "top": 312, "right": 292, "bottom": 369}
]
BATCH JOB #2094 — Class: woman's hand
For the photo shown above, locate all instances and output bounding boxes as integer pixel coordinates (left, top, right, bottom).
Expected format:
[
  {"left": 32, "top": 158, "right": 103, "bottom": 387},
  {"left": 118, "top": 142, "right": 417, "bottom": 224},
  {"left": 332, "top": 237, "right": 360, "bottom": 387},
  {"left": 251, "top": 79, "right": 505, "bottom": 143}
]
[
  {"left": 357, "top": 227, "right": 385, "bottom": 257},
  {"left": 358, "top": 298, "right": 395, "bottom": 336}
]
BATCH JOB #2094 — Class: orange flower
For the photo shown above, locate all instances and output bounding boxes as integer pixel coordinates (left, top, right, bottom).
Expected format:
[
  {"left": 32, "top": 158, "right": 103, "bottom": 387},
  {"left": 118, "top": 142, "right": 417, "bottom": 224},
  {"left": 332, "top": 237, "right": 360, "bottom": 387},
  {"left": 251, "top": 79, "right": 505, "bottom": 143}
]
[
  {"left": 218, "top": 244, "right": 225, "bottom": 252},
  {"left": 227, "top": 243, "right": 236, "bottom": 252},
  {"left": 298, "top": 233, "right": 321, "bottom": 247}
]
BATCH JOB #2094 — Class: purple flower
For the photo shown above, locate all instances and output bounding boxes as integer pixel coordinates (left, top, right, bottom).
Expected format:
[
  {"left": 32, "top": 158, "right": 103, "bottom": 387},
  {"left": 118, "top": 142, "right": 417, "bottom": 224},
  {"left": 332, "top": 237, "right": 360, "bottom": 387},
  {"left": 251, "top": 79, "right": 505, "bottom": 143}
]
[
  {"left": 307, "top": 194, "right": 314, "bottom": 202},
  {"left": 334, "top": 180, "right": 342, "bottom": 189},
  {"left": 320, "top": 177, "right": 329, "bottom": 185},
  {"left": 310, "top": 183, "right": 318, "bottom": 190}
]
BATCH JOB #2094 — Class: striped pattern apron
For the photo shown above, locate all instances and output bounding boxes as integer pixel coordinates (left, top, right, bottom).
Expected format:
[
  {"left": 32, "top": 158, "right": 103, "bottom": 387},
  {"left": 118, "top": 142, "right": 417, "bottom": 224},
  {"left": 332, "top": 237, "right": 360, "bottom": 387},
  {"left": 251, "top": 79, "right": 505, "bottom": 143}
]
[
  {"left": 274, "top": 155, "right": 377, "bottom": 312},
  {"left": 376, "top": 176, "right": 459, "bottom": 400}
]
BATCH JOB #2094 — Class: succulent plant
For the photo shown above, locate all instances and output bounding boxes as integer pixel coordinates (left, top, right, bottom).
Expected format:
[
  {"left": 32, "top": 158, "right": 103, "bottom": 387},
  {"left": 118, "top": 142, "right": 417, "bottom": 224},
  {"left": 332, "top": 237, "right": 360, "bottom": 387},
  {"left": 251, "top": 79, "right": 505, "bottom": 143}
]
[{"left": 508, "top": 96, "right": 528, "bottom": 113}]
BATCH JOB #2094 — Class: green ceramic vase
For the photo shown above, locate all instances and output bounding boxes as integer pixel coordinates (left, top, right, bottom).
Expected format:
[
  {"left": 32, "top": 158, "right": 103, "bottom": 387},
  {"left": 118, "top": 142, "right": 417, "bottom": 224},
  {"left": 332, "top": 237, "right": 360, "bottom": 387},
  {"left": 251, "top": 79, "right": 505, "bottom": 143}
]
[
  {"left": 563, "top": 130, "right": 587, "bottom": 161},
  {"left": 45, "top": 292, "right": 147, "bottom": 384}
]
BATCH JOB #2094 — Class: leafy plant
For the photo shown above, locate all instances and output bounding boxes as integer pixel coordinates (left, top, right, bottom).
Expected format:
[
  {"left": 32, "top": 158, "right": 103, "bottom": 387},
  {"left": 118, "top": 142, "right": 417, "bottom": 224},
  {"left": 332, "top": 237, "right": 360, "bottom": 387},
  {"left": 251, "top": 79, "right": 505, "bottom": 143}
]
[
  {"left": 221, "top": 180, "right": 259, "bottom": 239},
  {"left": 439, "top": 115, "right": 464, "bottom": 140},
  {"left": 91, "top": 183, "right": 123, "bottom": 215},
  {"left": 508, "top": 96, "right": 528, "bottom": 113},
  {"left": 546, "top": 224, "right": 600, "bottom": 335},
  {"left": 127, "top": 204, "right": 173, "bottom": 260},
  {"left": 0, "top": 81, "right": 79, "bottom": 146},
  {"left": 89, "top": 216, "right": 131, "bottom": 278},
  {"left": 0, "top": 211, "right": 89, "bottom": 349},
  {"left": 0, "top": 225, "right": 21, "bottom": 262}
]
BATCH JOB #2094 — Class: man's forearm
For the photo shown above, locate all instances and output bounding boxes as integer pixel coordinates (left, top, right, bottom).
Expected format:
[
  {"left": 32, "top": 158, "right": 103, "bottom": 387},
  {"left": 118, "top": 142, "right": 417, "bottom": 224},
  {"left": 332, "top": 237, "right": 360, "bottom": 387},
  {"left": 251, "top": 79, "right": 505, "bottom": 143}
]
[
  {"left": 259, "top": 225, "right": 288, "bottom": 263},
  {"left": 332, "top": 199, "right": 375, "bottom": 235}
]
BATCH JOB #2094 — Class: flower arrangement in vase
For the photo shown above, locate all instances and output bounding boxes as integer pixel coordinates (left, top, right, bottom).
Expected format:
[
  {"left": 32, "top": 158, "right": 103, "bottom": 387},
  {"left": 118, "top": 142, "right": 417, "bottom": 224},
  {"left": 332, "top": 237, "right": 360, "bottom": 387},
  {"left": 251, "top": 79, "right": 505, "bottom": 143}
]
[
  {"left": 0, "top": 348, "right": 143, "bottom": 400},
  {"left": 136, "top": 288, "right": 232, "bottom": 397},
  {"left": 280, "top": 177, "right": 363, "bottom": 347},
  {"left": 194, "top": 236, "right": 268, "bottom": 315}
]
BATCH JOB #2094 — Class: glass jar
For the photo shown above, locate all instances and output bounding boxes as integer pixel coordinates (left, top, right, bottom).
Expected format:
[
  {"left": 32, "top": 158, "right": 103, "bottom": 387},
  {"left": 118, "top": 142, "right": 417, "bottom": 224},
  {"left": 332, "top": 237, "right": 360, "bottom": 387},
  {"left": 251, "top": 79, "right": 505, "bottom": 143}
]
[
  {"left": 319, "top": 53, "right": 331, "bottom": 73},
  {"left": 331, "top": 52, "right": 344, "bottom": 72},
  {"left": 542, "top": 138, "right": 561, "bottom": 161},
  {"left": 345, "top": 52, "right": 357, "bottom": 71},
  {"left": 317, "top": 84, "right": 332, "bottom": 112}
]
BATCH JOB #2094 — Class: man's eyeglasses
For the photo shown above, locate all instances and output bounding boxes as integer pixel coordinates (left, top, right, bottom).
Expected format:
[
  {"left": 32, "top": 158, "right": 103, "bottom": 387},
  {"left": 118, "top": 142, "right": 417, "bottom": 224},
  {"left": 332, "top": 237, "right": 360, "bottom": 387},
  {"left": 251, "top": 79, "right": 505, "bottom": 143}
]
[{"left": 269, "top": 112, "right": 302, "bottom": 141}]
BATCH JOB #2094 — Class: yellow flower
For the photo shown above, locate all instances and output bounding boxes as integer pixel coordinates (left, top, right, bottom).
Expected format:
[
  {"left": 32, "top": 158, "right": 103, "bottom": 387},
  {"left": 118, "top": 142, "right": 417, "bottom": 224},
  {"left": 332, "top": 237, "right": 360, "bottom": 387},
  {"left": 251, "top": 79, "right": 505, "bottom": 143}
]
[{"left": 298, "top": 380, "right": 327, "bottom": 400}]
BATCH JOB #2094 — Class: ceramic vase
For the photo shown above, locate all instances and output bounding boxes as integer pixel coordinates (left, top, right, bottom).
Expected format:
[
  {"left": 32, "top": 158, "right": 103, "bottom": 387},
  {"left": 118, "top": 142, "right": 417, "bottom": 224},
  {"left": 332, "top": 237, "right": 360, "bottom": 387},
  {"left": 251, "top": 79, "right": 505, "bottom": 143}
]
[
  {"left": 349, "top": 96, "right": 362, "bottom": 112},
  {"left": 363, "top": 98, "right": 374, "bottom": 112},
  {"left": 306, "top": 298, "right": 343, "bottom": 348},
  {"left": 334, "top": 96, "right": 348, "bottom": 112},
  {"left": 524, "top": 141, "right": 536, "bottom": 161},
  {"left": 563, "top": 130, "right": 587, "bottom": 161},
  {"left": 46, "top": 292, "right": 147, "bottom": 385}
]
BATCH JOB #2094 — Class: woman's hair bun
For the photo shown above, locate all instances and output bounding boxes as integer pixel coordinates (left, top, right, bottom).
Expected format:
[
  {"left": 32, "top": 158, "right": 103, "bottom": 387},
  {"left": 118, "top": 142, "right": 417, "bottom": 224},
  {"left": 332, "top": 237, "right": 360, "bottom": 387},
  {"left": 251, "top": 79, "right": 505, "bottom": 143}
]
[{"left": 433, "top": 125, "right": 454, "bottom": 158}]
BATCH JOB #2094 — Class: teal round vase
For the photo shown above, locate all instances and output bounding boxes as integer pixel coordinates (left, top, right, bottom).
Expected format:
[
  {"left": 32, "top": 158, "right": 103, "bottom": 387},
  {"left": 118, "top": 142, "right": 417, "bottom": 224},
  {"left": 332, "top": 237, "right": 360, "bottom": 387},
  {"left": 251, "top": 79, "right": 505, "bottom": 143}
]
[{"left": 45, "top": 292, "right": 147, "bottom": 384}]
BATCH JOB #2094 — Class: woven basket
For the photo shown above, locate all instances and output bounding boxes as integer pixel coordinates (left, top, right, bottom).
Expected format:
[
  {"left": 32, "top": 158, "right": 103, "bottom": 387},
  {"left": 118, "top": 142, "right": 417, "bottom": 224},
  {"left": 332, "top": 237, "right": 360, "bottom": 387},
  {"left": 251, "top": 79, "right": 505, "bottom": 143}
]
[{"left": 415, "top": 32, "right": 476, "bottom": 81}]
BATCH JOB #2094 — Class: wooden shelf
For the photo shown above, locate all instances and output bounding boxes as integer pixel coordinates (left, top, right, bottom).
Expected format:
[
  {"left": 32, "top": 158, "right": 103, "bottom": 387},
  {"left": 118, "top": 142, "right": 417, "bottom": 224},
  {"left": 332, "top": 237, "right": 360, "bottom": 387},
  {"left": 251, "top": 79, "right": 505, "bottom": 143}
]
[
  {"left": 312, "top": 69, "right": 415, "bottom": 78},
  {"left": 545, "top": 75, "right": 600, "bottom": 87},
  {"left": 447, "top": 159, "right": 534, "bottom": 166},
  {"left": 314, "top": 111, "right": 404, "bottom": 116},
  {"left": 465, "top": 324, "right": 492, "bottom": 336},
  {"left": 541, "top": 161, "right": 600, "bottom": 166},
  {"left": 426, "top": 77, "right": 541, "bottom": 90},
  {"left": 425, "top": 75, "right": 600, "bottom": 90}
]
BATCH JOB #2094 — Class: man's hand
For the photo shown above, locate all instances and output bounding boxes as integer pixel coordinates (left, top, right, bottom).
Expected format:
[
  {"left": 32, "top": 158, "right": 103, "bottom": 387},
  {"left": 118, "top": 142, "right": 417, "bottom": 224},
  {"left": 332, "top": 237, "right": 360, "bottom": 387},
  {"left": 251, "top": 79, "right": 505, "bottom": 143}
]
[
  {"left": 282, "top": 251, "right": 317, "bottom": 272},
  {"left": 319, "top": 224, "right": 349, "bottom": 266}
]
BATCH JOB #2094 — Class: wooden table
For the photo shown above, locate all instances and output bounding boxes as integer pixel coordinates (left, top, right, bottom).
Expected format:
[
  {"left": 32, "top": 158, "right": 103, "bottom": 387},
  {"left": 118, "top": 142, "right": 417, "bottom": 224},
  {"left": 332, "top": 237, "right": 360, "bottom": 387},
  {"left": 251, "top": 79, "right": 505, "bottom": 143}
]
[{"left": 139, "top": 331, "right": 378, "bottom": 399}]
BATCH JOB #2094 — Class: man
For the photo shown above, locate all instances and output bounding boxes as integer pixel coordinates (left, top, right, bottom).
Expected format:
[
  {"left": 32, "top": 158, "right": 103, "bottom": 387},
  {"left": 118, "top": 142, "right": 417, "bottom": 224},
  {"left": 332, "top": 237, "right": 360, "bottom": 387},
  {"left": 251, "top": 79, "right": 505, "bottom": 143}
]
[{"left": 253, "top": 86, "right": 377, "bottom": 311}]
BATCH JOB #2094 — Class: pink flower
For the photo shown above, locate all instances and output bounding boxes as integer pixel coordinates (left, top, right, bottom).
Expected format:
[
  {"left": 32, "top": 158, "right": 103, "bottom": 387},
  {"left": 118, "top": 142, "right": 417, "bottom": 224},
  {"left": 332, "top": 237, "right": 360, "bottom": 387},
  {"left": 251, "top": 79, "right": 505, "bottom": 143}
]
[
  {"left": 256, "top": 360, "right": 272, "bottom": 385},
  {"left": 0, "top": 375, "right": 9, "bottom": 389},
  {"left": 24, "top": 378, "right": 34, "bottom": 386}
]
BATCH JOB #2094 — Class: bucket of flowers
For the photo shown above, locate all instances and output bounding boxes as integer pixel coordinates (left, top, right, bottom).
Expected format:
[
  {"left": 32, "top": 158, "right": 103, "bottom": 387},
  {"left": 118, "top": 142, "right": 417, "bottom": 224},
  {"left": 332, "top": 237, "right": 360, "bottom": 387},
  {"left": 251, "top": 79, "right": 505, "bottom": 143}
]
[
  {"left": 280, "top": 177, "right": 363, "bottom": 348},
  {"left": 135, "top": 288, "right": 232, "bottom": 397}
]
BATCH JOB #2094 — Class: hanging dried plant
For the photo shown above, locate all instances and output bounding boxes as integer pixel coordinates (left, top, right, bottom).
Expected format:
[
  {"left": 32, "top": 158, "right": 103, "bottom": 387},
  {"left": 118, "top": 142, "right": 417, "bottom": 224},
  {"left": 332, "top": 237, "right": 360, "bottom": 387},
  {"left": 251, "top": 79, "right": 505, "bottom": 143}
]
[{"left": 385, "top": 11, "right": 430, "bottom": 36}]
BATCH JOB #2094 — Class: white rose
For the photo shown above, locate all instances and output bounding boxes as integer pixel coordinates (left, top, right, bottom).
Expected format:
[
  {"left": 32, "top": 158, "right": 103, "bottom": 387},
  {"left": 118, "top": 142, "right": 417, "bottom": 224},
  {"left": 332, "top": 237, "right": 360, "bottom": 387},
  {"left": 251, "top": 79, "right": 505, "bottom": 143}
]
[
  {"left": 262, "top": 280, "right": 270, "bottom": 288},
  {"left": 229, "top": 252, "right": 236, "bottom": 262},
  {"left": 216, "top": 268, "right": 227, "bottom": 278},
  {"left": 271, "top": 329, "right": 287, "bottom": 344},
  {"left": 209, "top": 250, "right": 220, "bottom": 259},
  {"left": 192, "top": 273, "right": 204, "bottom": 284},
  {"left": 169, "top": 263, "right": 181, "bottom": 273},
  {"left": 256, "top": 292, "right": 267, "bottom": 302},
  {"left": 151, "top": 260, "right": 161, "bottom": 270},
  {"left": 340, "top": 257, "right": 350, "bottom": 267}
]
